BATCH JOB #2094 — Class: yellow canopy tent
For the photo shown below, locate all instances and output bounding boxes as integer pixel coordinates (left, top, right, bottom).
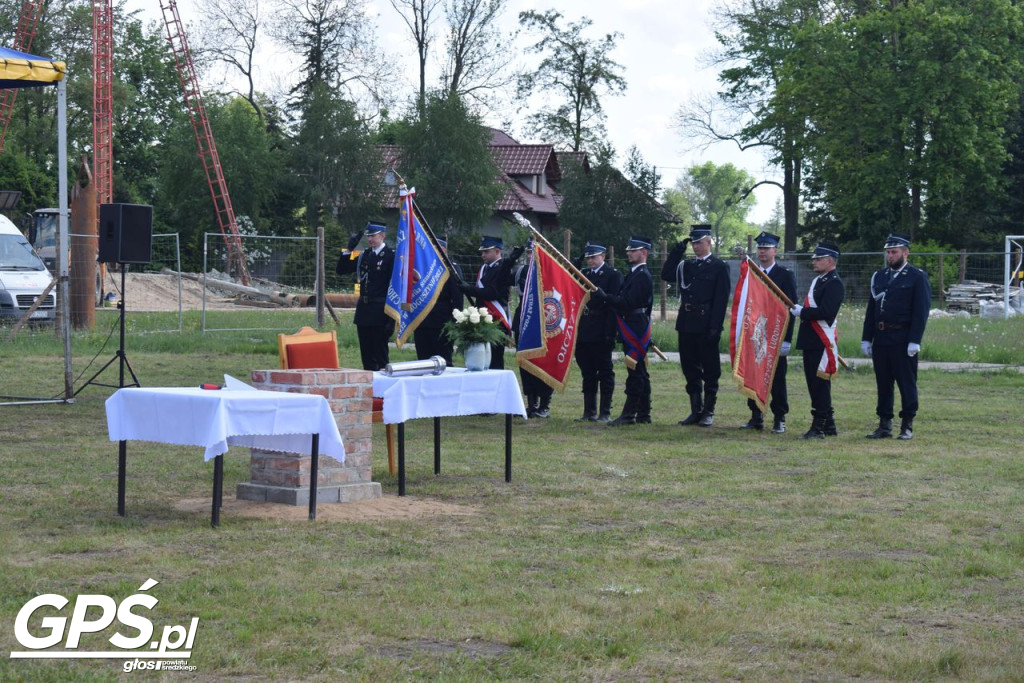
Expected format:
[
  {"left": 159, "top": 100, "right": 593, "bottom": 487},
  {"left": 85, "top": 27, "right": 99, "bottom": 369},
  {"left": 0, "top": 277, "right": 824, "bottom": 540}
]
[{"left": 1, "top": 45, "right": 71, "bottom": 404}]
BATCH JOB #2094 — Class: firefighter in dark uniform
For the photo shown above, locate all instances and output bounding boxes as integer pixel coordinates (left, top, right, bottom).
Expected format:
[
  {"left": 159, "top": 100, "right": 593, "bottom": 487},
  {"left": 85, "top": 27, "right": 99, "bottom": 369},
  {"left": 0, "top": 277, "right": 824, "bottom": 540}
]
[
  {"left": 575, "top": 242, "right": 623, "bottom": 422},
  {"left": 791, "top": 242, "right": 845, "bottom": 439},
  {"left": 336, "top": 220, "right": 395, "bottom": 371},
  {"left": 458, "top": 236, "right": 521, "bottom": 369},
  {"left": 862, "top": 233, "right": 931, "bottom": 440},
  {"left": 413, "top": 238, "right": 464, "bottom": 366},
  {"left": 661, "top": 224, "right": 731, "bottom": 427},
  {"left": 740, "top": 231, "right": 798, "bottom": 433},
  {"left": 511, "top": 259, "right": 554, "bottom": 418},
  {"left": 592, "top": 236, "right": 654, "bottom": 426}
]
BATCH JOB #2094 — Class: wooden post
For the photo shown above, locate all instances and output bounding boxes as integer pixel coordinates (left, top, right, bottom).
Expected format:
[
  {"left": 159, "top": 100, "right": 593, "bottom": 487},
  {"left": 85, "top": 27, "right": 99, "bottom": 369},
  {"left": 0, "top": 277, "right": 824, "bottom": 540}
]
[
  {"left": 316, "top": 225, "right": 325, "bottom": 328},
  {"left": 937, "top": 253, "right": 945, "bottom": 309},
  {"left": 563, "top": 228, "right": 572, "bottom": 259},
  {"left": 659, "top": 238, "right": 668, "bottom": 322},
  {"left": 959, "top": 249, "right": 967, "bottom": 285}
]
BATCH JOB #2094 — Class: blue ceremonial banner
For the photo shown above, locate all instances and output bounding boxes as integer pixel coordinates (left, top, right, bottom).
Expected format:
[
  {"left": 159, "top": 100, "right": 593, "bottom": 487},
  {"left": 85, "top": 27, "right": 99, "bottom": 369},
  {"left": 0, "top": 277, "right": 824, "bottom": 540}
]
[
  {"left": 385, "top": 188, "right": 449, "bottom": 347},
  {"left": 516, "top": 249, "right": 546, "bottom": 356}
]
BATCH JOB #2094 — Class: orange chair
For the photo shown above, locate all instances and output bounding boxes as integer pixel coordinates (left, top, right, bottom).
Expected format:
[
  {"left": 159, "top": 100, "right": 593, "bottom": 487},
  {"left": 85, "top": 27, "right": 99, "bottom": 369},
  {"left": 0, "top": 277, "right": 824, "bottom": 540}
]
[{"left": 277, "top": 327, "right": 396, "bottom": 475}]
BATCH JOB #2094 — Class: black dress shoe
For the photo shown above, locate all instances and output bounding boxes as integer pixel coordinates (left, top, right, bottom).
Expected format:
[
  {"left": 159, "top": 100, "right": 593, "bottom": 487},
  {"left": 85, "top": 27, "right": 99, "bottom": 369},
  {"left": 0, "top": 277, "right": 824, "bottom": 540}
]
[{"left": 740, "top": 418, "right": 764, "bottom": 430}]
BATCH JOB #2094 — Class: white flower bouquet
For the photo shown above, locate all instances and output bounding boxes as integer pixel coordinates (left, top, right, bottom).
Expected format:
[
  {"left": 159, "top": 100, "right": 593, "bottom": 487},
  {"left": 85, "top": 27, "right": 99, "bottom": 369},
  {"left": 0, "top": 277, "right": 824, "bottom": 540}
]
[{"left": 442, "top": 305, "right": 511, "bottom": 352}]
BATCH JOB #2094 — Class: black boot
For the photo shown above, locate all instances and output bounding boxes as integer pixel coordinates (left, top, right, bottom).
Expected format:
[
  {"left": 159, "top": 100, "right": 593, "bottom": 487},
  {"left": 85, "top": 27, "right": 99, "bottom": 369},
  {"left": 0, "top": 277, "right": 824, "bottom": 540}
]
[
  {"left": 678, "top": 392, "right": 703, "bottom": 426},
  {"left": 534, "top": 392, "right": 551, "bottom": 419},
  {"left": 525, "top": 393, "right": 537, "bottom": 419},
  {"left": 741, "top": 408, "right": 764, "bottom": 430},
  {"left": 897, "top": 418, "right": 914, "bottom": 440},
  {"left": 771, "top": 416, "right": 786, "bottom": 433},
  {"left": 802, "top": 413, "right": 826, "bottom": 439},
  {"left": 866, "top": 418, "right": 893, "bottom": 439},
  {"left": 636, "top": 395, "right": 651, "bottom": 424},
  {"left": 698, "top": 391, "right": 717, "bottom": 427},
  {"left": 823, "top": 409, "right": 838, "bottom": 437},
  {"left": 597, "top": 389, "right": 613, "bottom": 423},
  {"left": 576, "top": 393, "right": 597, "bottom": 422},
  {"left": 609, "top": 395, "right": 639, "bottom": 426}
]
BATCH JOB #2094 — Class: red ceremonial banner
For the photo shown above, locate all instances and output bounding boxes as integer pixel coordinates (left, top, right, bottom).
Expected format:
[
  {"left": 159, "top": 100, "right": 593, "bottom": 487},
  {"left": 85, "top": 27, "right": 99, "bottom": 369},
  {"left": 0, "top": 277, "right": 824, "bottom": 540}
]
[
  {"left": 516, "top": 243, "right": 590, "bottom": 391},
  {"left": 729, "top": 259, "right": 791, "bottom": 412}
]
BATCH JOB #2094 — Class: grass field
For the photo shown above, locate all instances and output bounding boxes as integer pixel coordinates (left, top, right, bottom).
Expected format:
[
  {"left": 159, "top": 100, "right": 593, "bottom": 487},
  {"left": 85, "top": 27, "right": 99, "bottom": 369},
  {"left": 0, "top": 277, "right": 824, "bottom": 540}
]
[{"left": 1, "top": 312, "right": 1024, "bottom": 680}]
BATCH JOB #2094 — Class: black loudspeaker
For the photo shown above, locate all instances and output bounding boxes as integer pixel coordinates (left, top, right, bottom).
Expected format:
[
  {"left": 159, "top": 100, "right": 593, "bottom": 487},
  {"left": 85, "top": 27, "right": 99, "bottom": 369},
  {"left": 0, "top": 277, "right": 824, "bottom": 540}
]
[{"left": 97, "top": 203, "right": 153, "bottom": 264}]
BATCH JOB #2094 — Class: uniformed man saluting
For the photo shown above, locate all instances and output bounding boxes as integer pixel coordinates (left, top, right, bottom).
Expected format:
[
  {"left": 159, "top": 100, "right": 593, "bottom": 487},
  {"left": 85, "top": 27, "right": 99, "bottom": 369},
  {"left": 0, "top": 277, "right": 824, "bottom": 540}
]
[
  {"left": 336, "top": 220, "right": 395, "bottom": 371},
  {"left": 661, "top": 224, "right": 731, "bottom": 427},
  {"left": 862, "top": 233, "right": 931, "bottom": 440}
]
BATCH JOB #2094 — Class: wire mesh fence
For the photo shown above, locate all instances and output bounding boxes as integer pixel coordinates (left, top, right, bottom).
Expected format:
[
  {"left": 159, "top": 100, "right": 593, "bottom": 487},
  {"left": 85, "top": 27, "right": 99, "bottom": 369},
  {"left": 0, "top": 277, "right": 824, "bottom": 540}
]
[{"left": 200, "top": 233, "right": 325, "bottom": 333}]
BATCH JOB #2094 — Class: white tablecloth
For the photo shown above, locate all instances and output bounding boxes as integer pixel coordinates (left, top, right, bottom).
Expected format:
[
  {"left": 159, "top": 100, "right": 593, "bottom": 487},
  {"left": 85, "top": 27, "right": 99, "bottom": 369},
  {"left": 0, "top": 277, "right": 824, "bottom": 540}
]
[
  {"left": 105, "top": 387, "right": 346, "bottom": 462},
  {"left": 372, "top": 368, "right": 527, "bottom": 424}
]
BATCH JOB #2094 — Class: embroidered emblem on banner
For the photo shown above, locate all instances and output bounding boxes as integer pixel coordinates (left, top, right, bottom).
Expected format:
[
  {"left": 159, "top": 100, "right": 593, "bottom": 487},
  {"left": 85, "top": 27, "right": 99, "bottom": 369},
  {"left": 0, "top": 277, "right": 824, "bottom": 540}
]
[
  {"left": 750, "top": 314, "right": 768, "bottom": 365},
  {"left": 543, "top": 288, "right": 566, "bottom": 338}
]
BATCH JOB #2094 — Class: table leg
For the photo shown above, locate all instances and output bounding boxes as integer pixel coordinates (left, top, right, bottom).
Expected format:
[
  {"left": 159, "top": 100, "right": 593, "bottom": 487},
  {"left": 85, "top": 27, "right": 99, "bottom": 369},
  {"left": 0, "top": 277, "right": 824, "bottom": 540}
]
[
  {"left": 434, "top": 417, "right": 441, "bottom": 474},
  {"left": 398, "top": 422, "right": 406, "bottom": 497},
  {"left": 505, "top": 413, "right": 512, "bottom": 483},
  {"left": 212, "top": 454, "right": 223, "bottom": 528},
  {"left": 117, "top": 440, "right": 126, "bottom": 516},
  {"left": 309, "top": 433, "right": 320, "bottom": 521}
]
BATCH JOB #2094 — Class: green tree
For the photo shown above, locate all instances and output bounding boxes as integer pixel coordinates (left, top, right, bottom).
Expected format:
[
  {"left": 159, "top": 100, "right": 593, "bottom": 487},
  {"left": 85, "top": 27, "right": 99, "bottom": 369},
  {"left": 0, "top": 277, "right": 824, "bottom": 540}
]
[
  {"left": 558, "top": 144, "right": 676, "bottom": 251},
  {"left": 676, "top": 162, "right": 757, "bottom": 255},
  {"left": 393, "top": 91, "right": 501, "bottom": 239},
  {"left": 516, "top": 10, "right": 626, "bottom": 152},
  {"left": 800, "top": 0, "right": 1022, "bottom": 248}
]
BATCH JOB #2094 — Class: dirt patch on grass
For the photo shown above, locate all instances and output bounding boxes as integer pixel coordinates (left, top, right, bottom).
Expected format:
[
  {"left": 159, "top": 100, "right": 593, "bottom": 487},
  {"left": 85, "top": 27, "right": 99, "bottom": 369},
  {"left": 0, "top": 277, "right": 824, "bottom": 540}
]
[{"left": 173, "top": 494, "right": 478, "bottom": 521}]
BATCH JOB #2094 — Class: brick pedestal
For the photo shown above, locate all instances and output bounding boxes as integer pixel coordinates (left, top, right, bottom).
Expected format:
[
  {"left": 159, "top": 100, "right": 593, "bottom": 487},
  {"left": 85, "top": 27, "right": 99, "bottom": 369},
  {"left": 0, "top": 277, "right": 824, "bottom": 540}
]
[{"left": 236, "top": 369, "right": 381, "bottom": 505}]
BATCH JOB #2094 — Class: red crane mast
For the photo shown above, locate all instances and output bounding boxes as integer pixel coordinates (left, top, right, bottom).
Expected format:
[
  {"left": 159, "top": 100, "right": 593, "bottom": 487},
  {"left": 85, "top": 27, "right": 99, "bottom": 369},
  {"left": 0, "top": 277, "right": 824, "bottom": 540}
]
[
  {"left": 92, "top": 0, "right": 113, "bottom": 206},
  {"left": 159, "top": 0, "right": 249, "bottom": 284}
]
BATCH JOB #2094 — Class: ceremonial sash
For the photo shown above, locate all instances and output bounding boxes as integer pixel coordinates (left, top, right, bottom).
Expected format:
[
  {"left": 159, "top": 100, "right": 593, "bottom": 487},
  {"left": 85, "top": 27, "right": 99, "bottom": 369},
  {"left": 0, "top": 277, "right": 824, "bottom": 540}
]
[
  {"left": 805, "top": 276, "right": 839, "bottom": 380},
  {"left": 615, "top": 313, "right": 651, "bottom": 371},
  {"left": 477, "top": 265, "right": 511, "bottom": 332}
]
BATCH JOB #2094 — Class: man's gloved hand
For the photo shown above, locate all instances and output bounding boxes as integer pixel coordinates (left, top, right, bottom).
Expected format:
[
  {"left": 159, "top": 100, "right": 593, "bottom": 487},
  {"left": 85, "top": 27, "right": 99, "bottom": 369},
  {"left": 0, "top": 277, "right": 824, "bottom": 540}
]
[
  {"left": 458, "top": 282, "right": 477, "bottom": 296},
  {"left": 509, "top": 246, "right": 525, "bottom": 263},
  {"left": 908, "top": 342, "right": 920, "bottom": 357},
  {"left": 790, "top": 304, "right": 803, "bottom": 317},
  {"left": 780, "top": 341, "right": 791, "bottom": 357},
  {"left": 589, "top": 287, "right": 607, "bottom": 303},
  {"left": 346, "top": 232, "right": 362, "bottom": 251},
  {"left": 861, "top": 340, "right": 872, "bottom": 357}
]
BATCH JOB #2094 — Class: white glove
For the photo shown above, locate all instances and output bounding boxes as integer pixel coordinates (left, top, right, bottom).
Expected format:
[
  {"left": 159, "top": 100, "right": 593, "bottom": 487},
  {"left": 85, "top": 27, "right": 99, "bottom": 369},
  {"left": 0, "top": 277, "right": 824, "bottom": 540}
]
[
  {"left": 780, "top": 341, "right": 790, "bottom": 357},
  {"left": 861, "top": 341, "right": 872, "bottom": 357},
  {"left": 908, "top": 342, "right": 920, "bottom": 357},
  {"left": 790, "top": 305, "right": 803, "bottom": 317}
]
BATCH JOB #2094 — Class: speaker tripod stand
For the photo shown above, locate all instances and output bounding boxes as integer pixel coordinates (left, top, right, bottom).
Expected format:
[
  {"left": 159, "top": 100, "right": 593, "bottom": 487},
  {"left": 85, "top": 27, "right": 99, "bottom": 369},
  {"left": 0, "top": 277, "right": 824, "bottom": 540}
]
[{"left": 75, "top": 265, "right": 140, "bottom": 395}]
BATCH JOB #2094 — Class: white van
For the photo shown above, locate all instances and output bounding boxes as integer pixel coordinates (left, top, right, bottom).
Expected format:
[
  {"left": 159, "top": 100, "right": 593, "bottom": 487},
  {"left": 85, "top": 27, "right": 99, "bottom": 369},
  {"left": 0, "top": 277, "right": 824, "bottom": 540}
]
[{"left": 0, "top": 214, "right": 56, "bottom": 323}]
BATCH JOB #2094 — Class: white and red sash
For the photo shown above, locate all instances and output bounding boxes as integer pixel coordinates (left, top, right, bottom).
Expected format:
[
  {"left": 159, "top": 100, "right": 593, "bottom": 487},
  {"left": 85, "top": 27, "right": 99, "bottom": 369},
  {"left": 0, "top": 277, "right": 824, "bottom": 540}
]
[
  {"left": 477, "top": 264, "right": 511, "bottom": 332},
  {"left": 806, "top": 276, "right": 839, "bottom": 380}
]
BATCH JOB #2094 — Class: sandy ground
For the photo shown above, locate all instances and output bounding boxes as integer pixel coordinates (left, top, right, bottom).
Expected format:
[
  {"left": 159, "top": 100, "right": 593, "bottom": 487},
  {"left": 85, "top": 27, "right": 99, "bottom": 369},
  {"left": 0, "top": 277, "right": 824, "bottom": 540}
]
[
  {"left": 173, "top": 494, "right": 478, "bottom": 522},
  {"left": 105, "top": 271, "right": 272, "bottom": 311}
]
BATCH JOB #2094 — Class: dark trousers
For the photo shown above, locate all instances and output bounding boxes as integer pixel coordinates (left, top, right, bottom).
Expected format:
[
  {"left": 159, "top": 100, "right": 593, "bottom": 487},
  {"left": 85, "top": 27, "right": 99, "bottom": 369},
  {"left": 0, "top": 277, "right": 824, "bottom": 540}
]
[
  {"left": 414, "top": 326, "right": 454, "bottom": 366},
  {"left": 575, "top": 340, "right": 615, "bottom": 395},
  {"left": 520, "top": 367, "right": 552, "bottom": 402},
  {"left": 678, "top": 331, "right": 721, "bottom": 396},
  {"left": 802, "top": 350, "right": 833, "bottom": 417},
  {"left": 872, "top": 344, "right": 919, "bottom": 419},
  {"left": 357, "top": 324, "right": 390, "bottom": 371},
  {"left": 488, "top": 341, "right": 505, "bottom": 370},
  {"left": 747, "top": 356, "right": 789, "bottom": 418},
  {"left": 624, "top": 357, "right": 651, "bottom": 400}
]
